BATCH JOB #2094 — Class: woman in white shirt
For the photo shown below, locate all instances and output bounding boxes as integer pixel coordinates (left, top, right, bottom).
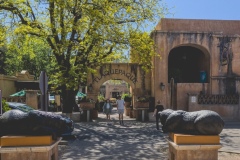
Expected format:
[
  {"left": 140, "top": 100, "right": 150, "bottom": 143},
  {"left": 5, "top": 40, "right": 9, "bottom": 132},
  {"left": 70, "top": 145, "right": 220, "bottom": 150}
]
[
  {"left": 103, "top": 99, "right": 113, "bottom": 120},
  {"left": 116, "top": 96, "right": 125, "bottom": 125}
]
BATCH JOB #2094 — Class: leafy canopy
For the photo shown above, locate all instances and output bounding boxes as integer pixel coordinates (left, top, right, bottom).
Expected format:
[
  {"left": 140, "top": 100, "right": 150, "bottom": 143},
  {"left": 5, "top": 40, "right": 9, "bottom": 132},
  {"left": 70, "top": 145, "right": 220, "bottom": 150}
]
[{"left": 0, "top": 0, "right": 167, "bottom": 91}]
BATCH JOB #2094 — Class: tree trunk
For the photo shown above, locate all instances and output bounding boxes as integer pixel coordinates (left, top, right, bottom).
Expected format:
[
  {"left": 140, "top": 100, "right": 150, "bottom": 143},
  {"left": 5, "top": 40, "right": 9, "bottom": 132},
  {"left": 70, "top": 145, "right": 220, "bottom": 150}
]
[{"left": 61, "top": 88, "right": 77, "bottom": 113}]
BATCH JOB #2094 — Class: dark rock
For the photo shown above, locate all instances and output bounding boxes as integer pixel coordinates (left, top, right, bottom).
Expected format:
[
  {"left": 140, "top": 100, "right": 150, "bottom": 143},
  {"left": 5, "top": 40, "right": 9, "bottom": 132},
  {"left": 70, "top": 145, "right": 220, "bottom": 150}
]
[
  {"left": 0, "top": 110, "right": 74, "bottom": 139},
  {"left": 159, "top": 109, "right": 224, "bottom": 135}
]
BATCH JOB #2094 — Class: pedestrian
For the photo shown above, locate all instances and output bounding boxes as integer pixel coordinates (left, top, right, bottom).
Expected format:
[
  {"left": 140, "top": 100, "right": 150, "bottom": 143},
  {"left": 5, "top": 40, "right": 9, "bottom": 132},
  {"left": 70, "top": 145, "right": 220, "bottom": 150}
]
[
  {"left": 103, "top": 99, "right": 112, "bottom": 120},
  {"left": 153, "top": 100, "right": 164, "bottom": 130},
  {"left": 116, "top": 96, "right": 125, "bottom": 125}
]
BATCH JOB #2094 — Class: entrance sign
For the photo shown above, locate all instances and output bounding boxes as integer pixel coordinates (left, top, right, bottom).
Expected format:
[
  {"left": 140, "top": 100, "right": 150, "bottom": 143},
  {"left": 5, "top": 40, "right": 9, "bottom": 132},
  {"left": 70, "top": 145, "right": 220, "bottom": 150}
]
[
  {"left": 93, "top": 69, "right": 137, "bottom": 84},
  {"left": 39, "top": 71, "right": 48, "bottom": 111}
]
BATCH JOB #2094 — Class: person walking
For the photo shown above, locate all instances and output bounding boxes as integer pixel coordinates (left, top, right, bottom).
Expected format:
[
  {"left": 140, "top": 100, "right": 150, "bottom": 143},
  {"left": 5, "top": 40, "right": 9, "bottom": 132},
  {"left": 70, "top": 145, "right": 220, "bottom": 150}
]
[
  {"left": 153, "top": 100, "right": 164, "bottom": 130},
  {"left": 116, "top": 96, "right": 125, "bottom": 125},
  {"left": 103, "top": 99, "right": 112, "bottom": 120}
]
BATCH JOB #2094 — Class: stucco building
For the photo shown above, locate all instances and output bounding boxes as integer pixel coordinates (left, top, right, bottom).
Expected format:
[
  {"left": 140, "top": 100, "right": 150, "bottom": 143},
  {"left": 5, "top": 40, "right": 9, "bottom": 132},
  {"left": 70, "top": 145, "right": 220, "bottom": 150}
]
[
  {"left": 86, "top": 18, "right": 240, "bottom": 120},
  {"left": 151, "top": 18, "right": 240, "bottom": 120}
]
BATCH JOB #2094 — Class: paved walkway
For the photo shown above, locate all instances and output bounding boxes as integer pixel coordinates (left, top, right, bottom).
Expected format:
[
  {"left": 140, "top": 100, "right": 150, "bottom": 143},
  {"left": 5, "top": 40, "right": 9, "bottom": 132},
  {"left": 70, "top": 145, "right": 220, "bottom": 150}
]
[{"left": 59, "top": 108, "right": 240, "bottom": 160}]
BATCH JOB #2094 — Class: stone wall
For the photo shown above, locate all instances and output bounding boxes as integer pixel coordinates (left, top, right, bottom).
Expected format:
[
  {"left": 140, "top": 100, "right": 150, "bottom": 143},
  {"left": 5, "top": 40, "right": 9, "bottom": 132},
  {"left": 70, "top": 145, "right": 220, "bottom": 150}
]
[
  {"left": 1, "top": 71, "right": 39, "bottom": 109},
  {"left": 156, "top": 18, "right": 240, "bottom": 35},
  {"left": 176, "top": 83, "right": 208, "bottom": 111},
  {"left": 0, "top": 74, "right": 17, "bottom": 97},
  {"left": 188, "top": 94, "right": 240, "bottom": 121}
]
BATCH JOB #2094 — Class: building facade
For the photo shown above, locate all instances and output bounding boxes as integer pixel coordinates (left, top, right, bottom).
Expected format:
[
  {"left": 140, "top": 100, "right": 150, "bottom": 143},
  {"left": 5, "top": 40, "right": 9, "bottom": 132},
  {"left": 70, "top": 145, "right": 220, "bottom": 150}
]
[{"left": 151, "top": 18, "right": 240, "bottom": 120}]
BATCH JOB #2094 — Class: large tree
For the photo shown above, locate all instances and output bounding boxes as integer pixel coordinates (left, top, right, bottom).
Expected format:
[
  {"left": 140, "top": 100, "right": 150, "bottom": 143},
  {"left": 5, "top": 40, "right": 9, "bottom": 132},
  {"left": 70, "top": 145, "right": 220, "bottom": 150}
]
[
  {"left": 0, "top": 25, "right": 7, "bottom": 74},
  {"left": 0, "top": 0, "right": 167, "bottom": 113}
]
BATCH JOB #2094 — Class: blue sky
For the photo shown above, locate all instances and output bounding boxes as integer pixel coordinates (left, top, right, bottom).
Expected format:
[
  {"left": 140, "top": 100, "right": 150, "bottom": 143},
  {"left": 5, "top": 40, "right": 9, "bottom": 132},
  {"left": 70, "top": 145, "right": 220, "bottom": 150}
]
[{"left": 165, "top": 0, "right": 240, "bottom": 20}]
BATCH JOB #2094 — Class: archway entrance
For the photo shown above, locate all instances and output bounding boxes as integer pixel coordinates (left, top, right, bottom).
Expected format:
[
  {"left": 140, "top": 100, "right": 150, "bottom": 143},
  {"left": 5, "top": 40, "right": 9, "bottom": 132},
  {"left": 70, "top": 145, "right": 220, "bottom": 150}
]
[
  {"left": 86, "top": 63, "right": 151, "bottom": 103},
  {"left": 97, "top": 79, "right": 131, "bottom": 111},
  {"left": 82, "top": 63, "right": 152, "bottom": 121}
]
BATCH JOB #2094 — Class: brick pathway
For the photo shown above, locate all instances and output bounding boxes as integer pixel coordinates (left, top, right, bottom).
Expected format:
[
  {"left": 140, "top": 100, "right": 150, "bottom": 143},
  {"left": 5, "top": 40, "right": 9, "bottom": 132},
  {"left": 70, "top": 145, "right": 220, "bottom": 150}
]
[{"left": 59, "top": 109, "right": 240, "bottom": 160}]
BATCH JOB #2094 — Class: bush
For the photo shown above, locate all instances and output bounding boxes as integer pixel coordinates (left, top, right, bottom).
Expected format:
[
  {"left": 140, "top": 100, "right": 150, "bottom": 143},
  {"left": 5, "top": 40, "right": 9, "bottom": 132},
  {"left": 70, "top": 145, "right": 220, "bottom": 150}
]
[
  {"left": 98, "top": 94, "right": 105, "bottom": 102},
  {"left": 2, "top": 99, "right": 11, "bottom": 113},
  {"left": 122, "top": 94, "right": 132, "bottom": 102}
]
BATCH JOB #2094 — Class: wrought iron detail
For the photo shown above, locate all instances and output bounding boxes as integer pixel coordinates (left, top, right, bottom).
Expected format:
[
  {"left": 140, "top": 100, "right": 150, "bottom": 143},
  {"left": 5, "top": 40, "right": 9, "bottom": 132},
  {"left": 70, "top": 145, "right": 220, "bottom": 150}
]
[{"left": 198, "top": 94, "right": 239, "bottom": 105}]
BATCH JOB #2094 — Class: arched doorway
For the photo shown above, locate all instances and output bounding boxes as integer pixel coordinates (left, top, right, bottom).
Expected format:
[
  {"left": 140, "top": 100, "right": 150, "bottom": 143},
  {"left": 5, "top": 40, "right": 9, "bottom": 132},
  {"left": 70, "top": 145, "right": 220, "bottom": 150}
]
[
  {"left": 168, "top": 46, "right": 210, "bottom": 83},
  {"left": 168, "top": 45, "right": 210, "bottom": 110}
]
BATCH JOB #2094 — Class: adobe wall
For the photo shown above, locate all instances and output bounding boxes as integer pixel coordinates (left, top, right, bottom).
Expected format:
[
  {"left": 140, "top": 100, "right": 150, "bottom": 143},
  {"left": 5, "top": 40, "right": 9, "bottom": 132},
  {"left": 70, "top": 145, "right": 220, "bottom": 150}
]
[
  {"left": 156, "top": 18, "right": 240, "bottom": 35},
  {"left": 152, "top": 18, "right": 240, "bottom": 110},
  {"left": 0, "top": 71, "right": 37, "bottom": 97},
  {"left": 1, "top": 71, "right": 39, "bottom": 109},
  {"left": 0, "top": 75, "right": 17, "bottom": 97},
  {"left": 188, "top": 95, "right": 240, "bottom": 121},
  {"left": 176, "top": 83, "right": 209, "bottom": 111}
]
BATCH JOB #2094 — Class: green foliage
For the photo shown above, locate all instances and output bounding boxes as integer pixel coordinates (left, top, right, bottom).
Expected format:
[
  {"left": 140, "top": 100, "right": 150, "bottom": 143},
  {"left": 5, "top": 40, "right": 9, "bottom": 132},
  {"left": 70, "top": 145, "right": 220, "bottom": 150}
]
[
  {"left": 0, "top": 0, "right": 168, "bottom": 112},
  {"left": 5, "top": 36, "right": 53, "bottom": 78},
  {"left": 137, "top": 96, "right": 149, "bottom": 102},
  {"left": 122, "top": 93, "right": 132, "bottom": 102},
  {"left": 130, "top": 31, "right": 161, "bottom": 72},
  {"left": 98, "top": 94, "right": 105, "bottom": 102},
  {"left": 2, "top": 99, "right": 11, "bottom": 113},
  {"left": 0, "top": 25, "right": 7, "bottom": 74}
]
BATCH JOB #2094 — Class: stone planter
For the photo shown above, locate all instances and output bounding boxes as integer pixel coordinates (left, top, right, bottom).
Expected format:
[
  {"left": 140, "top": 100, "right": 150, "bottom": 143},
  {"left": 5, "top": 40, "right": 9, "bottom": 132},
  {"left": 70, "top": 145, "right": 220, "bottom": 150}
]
[
  {"left": 126, "top": 108, "right": 131, "bottom": 116},
  {"left": 79, "top": 102, "right": 95, "bottom": 110},
  {"left": 92, "top": 109, "right": 98, "bottom": 119},
  {"left": 129, "top": 109, "right": 133, "bottom": 118},
  {"left": 125, "top": 102, "right": 131, "bottom": 116},
  {"left": 132, "top": 110, "right": 137, "bottom": 118},
  {"left": 134, "top": 101, "right": 149, "bottom": 109},
  {"left": 125, "top": 102, "right": 131, "bottom": 108}
]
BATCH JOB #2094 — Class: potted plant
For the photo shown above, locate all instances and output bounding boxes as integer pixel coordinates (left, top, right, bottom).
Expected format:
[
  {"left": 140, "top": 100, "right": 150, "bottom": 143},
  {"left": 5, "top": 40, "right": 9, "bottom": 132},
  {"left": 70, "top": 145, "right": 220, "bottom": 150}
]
[
  {"left": 135, "top": 96, "right": 149, "bottom": 108},
  {"left": 98, "top": 94, "right": 105, "bottom": 112},
  {"left": 122, "top": 94, "right": 132, "bottom": 116},
  {"left": 123, "top": 94, "right": 132, "bottom": 102},
  {"left": 79, "top": 97, "right": 96, "bottom": 109}
]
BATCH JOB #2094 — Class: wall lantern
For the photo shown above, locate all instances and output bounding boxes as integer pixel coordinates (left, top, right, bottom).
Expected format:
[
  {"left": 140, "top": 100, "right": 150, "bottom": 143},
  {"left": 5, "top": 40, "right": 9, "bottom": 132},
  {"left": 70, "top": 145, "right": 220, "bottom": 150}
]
[
  {"left": 160, "top": 82, "right": 165, "bottom": 91},
  {"left": 88, "top": 84, "right": 93, "bottom": 92}
]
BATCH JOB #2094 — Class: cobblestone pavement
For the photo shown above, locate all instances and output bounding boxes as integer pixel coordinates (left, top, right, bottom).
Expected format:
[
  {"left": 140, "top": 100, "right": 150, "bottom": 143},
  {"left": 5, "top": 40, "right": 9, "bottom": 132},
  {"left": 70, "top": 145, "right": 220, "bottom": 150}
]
[{"left": 59, "top": 109, "right": 240, "bottom": 160}]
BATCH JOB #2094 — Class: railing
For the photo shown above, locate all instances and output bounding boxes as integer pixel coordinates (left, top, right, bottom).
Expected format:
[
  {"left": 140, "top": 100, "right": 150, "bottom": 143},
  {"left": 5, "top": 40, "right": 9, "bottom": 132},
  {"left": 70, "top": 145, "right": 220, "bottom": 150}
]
[
  {"left": 198, "top": 94, "right": 239, "bottom": 105},
  {"left": 3, "top": 97, "right": 26, "bottom": 103}
]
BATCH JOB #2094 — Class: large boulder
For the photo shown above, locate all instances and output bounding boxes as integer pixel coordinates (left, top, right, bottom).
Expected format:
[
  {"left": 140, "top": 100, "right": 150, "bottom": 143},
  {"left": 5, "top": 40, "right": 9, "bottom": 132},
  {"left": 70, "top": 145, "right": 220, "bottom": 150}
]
[
  {"left": 0, "top": 110, "right": 74, "bottom": 139},
  {"left": 159, "top": 109, "right": 224, "bottom": 135}
]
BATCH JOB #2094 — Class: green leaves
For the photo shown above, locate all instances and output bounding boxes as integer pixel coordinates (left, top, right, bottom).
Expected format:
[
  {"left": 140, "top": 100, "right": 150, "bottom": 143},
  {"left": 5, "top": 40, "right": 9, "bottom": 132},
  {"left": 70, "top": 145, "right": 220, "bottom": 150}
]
[{"left": 0, "top": 0, "right": 167, "bottom": 88}]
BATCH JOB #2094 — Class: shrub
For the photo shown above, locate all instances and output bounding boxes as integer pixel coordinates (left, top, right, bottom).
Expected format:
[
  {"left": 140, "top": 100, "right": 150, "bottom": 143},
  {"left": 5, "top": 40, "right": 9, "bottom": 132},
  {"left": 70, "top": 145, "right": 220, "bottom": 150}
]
[
  {"left": 137, "top": 96, "right": 149, "bottom": 102},
  {"left": 2, "top": 99, "right": 11, "bottom": 113},
  {"left": 122, "top": 94, "right": 132, "bottom": 102},
  {"left": 98, "top": 94, "right": 105, "bottom": 102}
]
